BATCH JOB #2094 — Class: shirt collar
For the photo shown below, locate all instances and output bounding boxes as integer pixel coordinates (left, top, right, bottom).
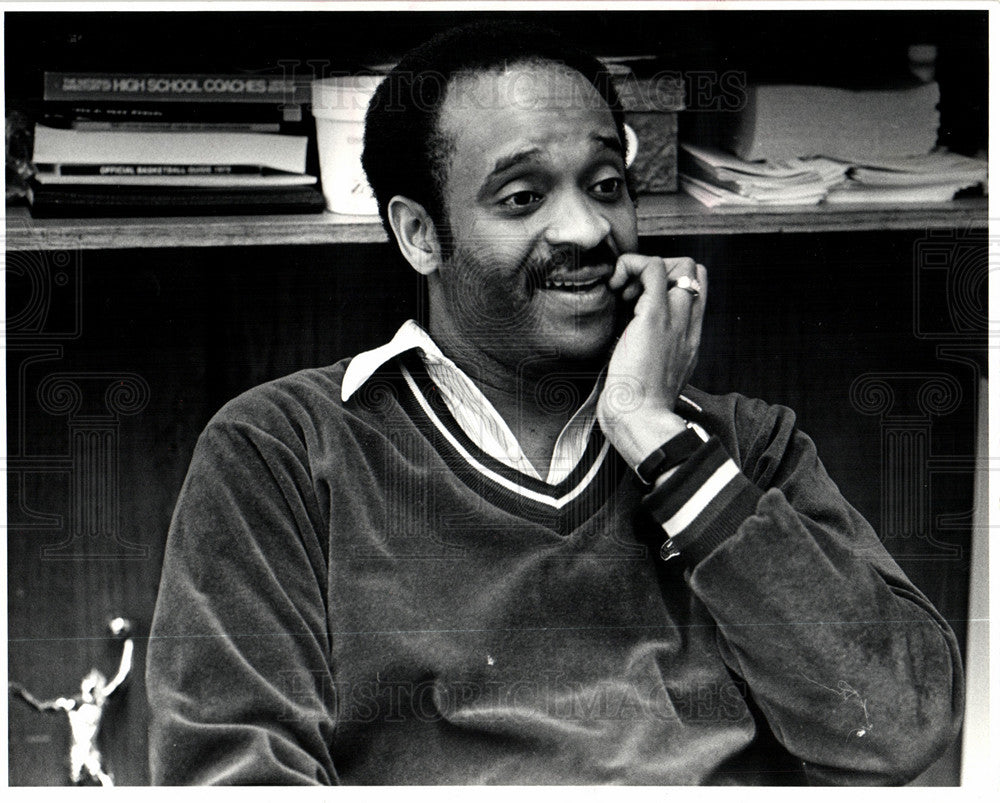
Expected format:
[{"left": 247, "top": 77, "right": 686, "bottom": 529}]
[
  {"left": 343, "top": 319, "right": 703, "bottom": 415},
  {"left": 341, "top": 319, "right": 455, "bottom": 402},
  {"left": 341, "top": 321, "right": 604, "bottom": 484}
]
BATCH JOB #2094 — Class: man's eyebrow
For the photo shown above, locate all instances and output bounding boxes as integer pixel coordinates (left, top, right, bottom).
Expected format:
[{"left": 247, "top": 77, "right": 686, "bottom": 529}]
[
  {"left": 593, "top": 133, "right": 624, "bottom": 157},
  {"left": 487, "top": 134, "right": 623, "bottom": 181},
  {"left": 488, "top": 147, "right": 543, "bottom": 179}
]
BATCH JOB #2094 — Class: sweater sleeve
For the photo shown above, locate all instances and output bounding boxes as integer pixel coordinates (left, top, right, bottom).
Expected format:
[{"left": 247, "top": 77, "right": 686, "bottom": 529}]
[
  {"left": 641, "top": 395, "right": 964, "bottom": 785},
  {"left": 147, "top": 399, "right": 337, "bottom": 785}
]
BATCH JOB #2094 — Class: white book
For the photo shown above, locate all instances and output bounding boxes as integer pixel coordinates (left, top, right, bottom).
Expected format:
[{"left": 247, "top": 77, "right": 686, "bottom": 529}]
[
  {"left": 848, "top": 151, "right": 987, "bottom": 173},
  {"left": 825, "top": 181, "right": 967, "bottom": 204},
  {"left": 32, "top": 171, "right": 317, "bottom": 188},
  {"left": 849, "top": 168, "right": 985, "bottom": 188},
  {"left": 848, "top": 152, "right": 987, "bottom": 188},
  {"left": 32, "top": 124, "right": 308, "bottom": 175}
]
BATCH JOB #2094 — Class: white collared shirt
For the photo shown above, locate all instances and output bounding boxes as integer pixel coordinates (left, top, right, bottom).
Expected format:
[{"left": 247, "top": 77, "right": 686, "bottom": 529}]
[
  {"left": 342, "top": 320, "right": 730, "bottom": 541},
  {"left": 342, "top": 320, "right": 600, "bottom": 485}
]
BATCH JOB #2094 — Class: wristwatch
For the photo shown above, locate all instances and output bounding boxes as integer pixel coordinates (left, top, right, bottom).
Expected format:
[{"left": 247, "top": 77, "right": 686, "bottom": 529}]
[{"left": 634, "top": 424, "right": 704, "bottom": 485}]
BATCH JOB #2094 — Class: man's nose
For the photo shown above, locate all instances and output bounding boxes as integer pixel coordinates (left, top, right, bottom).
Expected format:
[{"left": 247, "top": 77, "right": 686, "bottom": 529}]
[{"left": 542, "top": 192, "right": 612, "bottom": 252}]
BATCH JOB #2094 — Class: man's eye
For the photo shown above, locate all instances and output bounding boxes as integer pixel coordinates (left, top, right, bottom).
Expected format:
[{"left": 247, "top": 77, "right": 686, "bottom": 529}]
[
  {"left": 500, "top": 190, "right": 543, "bottom": 210},
  {"left": 591, "top": 177, "right": 623, "bottom": 198}
]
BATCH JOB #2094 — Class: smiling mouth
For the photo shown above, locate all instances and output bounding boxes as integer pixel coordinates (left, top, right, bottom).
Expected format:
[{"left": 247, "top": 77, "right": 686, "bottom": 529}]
[{"left": 542, "top": 277, "right": 609, "bottom": 293}]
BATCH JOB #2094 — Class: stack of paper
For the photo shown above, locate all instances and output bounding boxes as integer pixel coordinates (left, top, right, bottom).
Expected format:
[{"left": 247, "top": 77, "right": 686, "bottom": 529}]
[
  {"left": 729, "top": 83, "right": 941, "bottom": 163},
  {"left": 825, "top": 151, "right": 987, "bottom": 204},
  {"left": 679, "top": 143, "right": 848, "bottom": 207}
]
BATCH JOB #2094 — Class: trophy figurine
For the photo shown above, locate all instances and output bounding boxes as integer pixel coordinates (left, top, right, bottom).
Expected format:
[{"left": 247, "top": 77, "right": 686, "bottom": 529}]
[{"left": 10, "top": 617, "right": 134, "bottom": 786}]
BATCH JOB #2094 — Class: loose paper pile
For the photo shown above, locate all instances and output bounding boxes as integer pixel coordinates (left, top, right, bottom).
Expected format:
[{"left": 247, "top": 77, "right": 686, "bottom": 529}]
[
  {"left": 679, "top": 143, "right": 847, "bottom": 207},
  {"left": 680, "top": 144, "right": 987, "bottom": 208},
  {"left": 680, "top": 81, "right": 987, "bottom": 208}
]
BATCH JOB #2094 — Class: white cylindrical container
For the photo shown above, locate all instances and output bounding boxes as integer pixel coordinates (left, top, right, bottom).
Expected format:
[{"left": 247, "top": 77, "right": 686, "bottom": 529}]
[{"left": 312, "top": 76, "right": 383, "bottom": 215}]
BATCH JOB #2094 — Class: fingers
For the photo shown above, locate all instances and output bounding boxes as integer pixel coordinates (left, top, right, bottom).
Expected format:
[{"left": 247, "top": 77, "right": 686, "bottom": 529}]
[
  {"left": 612, "top": 255, "right": 706, "bottom": 338},
  {"left": 603, "top": 255, "right": 707, "bottom": 421},
  {"left": 611, "top": 255, "right": 702, "bottom": 300},
  {"left": 687, "top": 262, "right": 708, "bottom": 347},
  {"left": 664, "top": 260, "right": 700, "bottom": 337},
  {"left": 609, "top": 253, "right": 673, "bottom": 300}
]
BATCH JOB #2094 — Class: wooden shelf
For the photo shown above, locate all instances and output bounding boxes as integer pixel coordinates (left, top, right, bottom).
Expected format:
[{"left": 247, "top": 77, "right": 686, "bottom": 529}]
[
  {"left": 3, "top": 204, "right": 387, "bottom": 252},
  {"left": 4, "top": 195, "right": 988, "bottom": 252},
  {"left": 637, "top": 194, "right": 988, "bottom": 237}
]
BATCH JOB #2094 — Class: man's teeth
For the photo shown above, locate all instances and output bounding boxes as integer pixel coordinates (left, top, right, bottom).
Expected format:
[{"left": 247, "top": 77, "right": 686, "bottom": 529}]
[{"left": 544, "top": 278, "right": 604, "bottom": 291}]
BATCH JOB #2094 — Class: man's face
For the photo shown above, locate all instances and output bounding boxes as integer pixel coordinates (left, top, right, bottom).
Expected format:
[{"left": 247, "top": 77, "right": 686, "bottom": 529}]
[{"left": 428, "top": 62, "right": 640, "bottom": 370}]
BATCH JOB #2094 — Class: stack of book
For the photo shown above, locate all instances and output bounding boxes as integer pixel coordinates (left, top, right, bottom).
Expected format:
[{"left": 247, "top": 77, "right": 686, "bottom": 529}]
[
  {"left": 679, "top": 143, "right": 847, "bottom": 207},
  {"left": 680, "top": 81, "right": 987, "bottom": 208},
  {"left": 28, "top": 72, "right": 325, "bottom": 216}
]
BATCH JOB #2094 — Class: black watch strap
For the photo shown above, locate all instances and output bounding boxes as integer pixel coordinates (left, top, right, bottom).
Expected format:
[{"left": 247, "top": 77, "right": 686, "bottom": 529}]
[{"left": 634, "top": 426, "right": 704, "bottom": 485}]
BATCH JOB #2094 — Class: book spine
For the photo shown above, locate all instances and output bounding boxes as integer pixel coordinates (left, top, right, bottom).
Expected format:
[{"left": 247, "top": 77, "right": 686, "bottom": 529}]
[
  {"left": 65, "top": 121, "right": 284, "bottom": 133},
  {"left": 35, "top": 163, "right": 282, "bottom": 177},
  {"left": 42, "top": 100, "right": 303, "bottom": 124},
  {"left": 43, "top": 72, "right": 312, "bottom": 105}
]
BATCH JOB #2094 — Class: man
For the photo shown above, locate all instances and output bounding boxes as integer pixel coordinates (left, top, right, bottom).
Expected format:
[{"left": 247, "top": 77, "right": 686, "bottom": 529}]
[{"left": 147, "top": 21, "right": 963, "bottom": 785}]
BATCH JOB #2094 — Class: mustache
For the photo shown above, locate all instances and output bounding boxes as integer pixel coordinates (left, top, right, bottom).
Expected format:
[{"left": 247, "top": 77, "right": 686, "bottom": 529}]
[{"left": 523, "top": 241, "right": 620, "bottom": 284}]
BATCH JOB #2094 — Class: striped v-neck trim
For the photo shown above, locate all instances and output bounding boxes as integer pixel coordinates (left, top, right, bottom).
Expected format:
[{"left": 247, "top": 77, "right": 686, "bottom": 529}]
[{"left": 391, "top": 353, "right": 629, "bottom": 534}]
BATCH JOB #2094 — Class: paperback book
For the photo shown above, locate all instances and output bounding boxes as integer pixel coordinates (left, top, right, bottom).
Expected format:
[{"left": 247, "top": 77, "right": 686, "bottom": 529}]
[
  {"left": 44, "top": 72, "right": 311, "bottom": 106},
  {"left": 32, "top": 124, "right": 310, "bottom": 175}
]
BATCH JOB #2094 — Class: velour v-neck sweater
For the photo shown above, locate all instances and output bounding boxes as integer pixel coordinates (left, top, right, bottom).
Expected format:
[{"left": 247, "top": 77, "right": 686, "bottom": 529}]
[{"left": 147, "top": 355, "right": 963, "bottom": 785}]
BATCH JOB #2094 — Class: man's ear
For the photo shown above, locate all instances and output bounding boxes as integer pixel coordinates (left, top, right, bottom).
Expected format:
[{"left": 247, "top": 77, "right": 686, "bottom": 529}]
[{"left": 387, "top": 195, "right": 444, "bottom": 277}]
